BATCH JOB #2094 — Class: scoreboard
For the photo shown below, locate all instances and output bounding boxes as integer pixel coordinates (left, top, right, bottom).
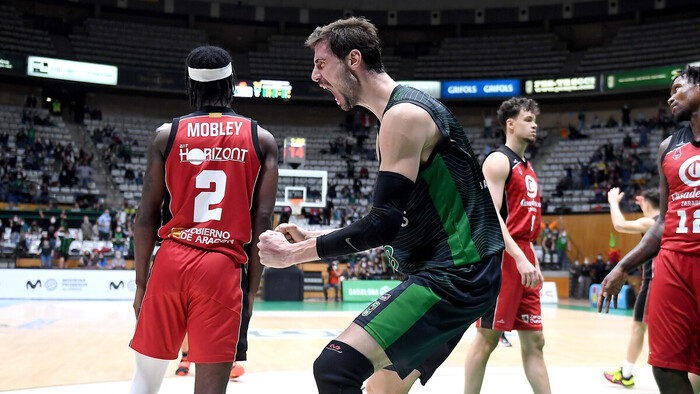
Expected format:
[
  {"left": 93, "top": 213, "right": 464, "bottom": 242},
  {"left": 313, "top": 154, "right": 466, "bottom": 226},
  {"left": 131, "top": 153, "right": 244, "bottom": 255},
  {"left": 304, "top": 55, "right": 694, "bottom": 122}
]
[{"left": 283, "top": 137, "right": 306, "bottom": 165}]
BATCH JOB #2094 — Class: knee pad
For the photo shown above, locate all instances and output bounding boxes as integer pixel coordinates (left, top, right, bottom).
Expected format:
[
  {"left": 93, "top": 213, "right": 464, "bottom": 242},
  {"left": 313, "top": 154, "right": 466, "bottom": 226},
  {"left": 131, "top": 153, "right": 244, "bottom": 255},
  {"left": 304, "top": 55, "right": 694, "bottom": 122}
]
[{"left": 313, "top": 340, "right": 374, "bottom": 394}]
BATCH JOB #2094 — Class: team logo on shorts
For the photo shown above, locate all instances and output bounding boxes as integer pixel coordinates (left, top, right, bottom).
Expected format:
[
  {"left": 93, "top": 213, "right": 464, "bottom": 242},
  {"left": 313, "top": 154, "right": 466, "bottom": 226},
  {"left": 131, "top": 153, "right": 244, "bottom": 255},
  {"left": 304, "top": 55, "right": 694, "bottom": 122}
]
[
  {"left": 326, "top": 343, "right": 343, "bottom": 354},
  {"left": 521, "top": 314, "right": 529, "bottom": 323},
  {"left": 678, "top": 155, "right": 700, "bottom": 187},
  {"left": 362, "top": 301, "right": 381, "bottom": 317}
]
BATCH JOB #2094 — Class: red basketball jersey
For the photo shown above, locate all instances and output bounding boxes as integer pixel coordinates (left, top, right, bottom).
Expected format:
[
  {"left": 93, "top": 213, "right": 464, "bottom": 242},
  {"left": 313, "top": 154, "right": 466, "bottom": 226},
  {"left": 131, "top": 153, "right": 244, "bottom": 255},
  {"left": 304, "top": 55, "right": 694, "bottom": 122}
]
[
  {"left": 158, "top": 108, "right": 263, "bottom": 263},
  {"left": 661, "top": 126, "right": 700, "bottom": 254},
  {"left": 492, "top": 146, "right": 542, "bottom": 243}
]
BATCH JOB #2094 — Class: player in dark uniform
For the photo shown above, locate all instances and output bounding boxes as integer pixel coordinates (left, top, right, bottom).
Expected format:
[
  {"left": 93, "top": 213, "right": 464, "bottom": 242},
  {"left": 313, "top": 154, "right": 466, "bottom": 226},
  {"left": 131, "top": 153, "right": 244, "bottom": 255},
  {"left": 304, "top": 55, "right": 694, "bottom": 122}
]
[
  {"left": 464, "top": 97, "right": 551, "bottom": 394},
  {"left": 603, "top": 187, "right": 659, "bottom": 387},
  {"left": 257, "top": 17, "right": 504, "bottom": 393},
  {"left": 599, "top": 65, "right": 700, "bottom": 394},
  {"left": 129, "top": 45, "right": 278, "bottom": 394}
]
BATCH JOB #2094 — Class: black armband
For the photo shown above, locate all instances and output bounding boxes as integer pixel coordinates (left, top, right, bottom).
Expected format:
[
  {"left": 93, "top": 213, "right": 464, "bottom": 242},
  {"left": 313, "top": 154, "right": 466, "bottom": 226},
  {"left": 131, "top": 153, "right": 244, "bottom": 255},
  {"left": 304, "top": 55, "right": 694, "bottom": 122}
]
[{"left": 316, "top": 171, "right": 413, "bottom": 259}]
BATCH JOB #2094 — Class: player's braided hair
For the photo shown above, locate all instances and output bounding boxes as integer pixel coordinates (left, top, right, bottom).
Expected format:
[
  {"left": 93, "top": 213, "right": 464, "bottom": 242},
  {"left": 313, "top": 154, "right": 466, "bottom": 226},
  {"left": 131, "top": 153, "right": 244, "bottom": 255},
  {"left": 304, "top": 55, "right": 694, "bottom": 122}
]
[
  {"left": 185, "top": 46, "right": 235, "bottom": 108},
  {"left": 673, "top": 65, "right": 700, "bottom": 86},
  {"left": 497, "top": 97, "right": 540, "bottom": 129},
  {"left": 305, "top": 17, "right": 385, "bottom": 74}
]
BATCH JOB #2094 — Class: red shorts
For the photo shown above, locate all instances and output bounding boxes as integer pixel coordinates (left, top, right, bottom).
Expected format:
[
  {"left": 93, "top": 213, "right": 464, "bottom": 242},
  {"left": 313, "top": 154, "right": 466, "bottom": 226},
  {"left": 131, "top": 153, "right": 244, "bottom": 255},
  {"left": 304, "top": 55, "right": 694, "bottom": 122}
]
[
  {"left": 477, "top": 241, "right": 542, "bottom": 332},
  {"left": 130, "top": 240, "right": 244, "bottom": 363},
  {"left": 646, "top": 248, "right": 700, "bottom": 375}
]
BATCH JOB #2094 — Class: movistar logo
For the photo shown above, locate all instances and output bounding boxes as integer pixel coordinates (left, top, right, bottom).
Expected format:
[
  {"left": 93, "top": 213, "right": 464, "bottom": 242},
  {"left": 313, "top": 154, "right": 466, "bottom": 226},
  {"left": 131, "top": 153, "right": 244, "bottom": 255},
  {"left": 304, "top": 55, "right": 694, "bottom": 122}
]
[
  {"left": 110, "top": 281, "right": 125, "bottom": 290},
  {"left": 26, "top": 280, "right": 41, "bottom": 289}
]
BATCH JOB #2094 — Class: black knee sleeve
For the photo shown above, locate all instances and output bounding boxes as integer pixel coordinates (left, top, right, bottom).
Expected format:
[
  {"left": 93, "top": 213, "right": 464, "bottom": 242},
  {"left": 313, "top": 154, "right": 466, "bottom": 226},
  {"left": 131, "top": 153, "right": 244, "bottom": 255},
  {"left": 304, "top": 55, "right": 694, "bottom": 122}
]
[{"left": 313, "top": 340, "right": 374, "bottom": 394}]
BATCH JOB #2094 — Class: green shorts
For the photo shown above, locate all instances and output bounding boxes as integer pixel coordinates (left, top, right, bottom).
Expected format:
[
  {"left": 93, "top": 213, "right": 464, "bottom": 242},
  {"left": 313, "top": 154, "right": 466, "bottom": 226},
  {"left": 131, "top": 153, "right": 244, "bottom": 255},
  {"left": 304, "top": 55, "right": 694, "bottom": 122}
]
[{"left": 353, "top": 254, "right": 501, "bottom": 381}]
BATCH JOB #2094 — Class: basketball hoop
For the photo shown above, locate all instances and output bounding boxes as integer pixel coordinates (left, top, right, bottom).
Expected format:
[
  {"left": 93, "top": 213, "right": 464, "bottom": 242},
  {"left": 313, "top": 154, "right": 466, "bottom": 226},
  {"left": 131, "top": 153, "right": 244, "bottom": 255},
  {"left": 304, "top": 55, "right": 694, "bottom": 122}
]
[{"left": 289, "top": 198, "right": 303, "bottom": 216}]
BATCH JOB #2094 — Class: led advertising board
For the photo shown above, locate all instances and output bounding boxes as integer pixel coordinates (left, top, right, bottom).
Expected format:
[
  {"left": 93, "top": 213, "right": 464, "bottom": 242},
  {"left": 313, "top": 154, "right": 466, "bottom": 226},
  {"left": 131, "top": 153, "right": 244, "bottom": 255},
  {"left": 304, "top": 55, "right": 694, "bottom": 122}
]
[
  {"left": 441, "top": 79, "right": 520, "bottom": 98},
  {"left": 604, "top": 65, "right": 684, "bottom": 90},
  {"left": 27, "top": 56, "right": 118, "bottom": 85},
  {"left": 524, "top": 76, "right": 597, "bottom": 94}
]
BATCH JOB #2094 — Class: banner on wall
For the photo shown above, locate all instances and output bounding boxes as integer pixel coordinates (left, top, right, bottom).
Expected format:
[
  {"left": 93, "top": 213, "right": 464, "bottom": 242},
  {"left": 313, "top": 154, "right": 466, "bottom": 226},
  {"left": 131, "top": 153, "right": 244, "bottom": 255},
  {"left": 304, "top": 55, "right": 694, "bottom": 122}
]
[
  {"left": 441, "top": 79, "right": 520, "bottom": 98},
  {"left": 524, "top": 76, "right": 597, "bottom": 94},
  {"left": 27, "top": 56, "right": 118, "bottom": 85},
  {"left": 0, "top": 269, "right": 136, "bottom": 300},
  {"left": 604, "top": 64, "right": 684, "bottom": 91}
]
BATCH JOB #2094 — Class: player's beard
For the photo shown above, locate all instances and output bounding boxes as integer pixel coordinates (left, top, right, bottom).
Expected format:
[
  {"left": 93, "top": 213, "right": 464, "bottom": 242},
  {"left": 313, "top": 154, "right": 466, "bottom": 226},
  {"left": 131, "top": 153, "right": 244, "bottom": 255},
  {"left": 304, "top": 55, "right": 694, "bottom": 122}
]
[
  {"left": 673, "top": 106, "right": 696, "bottom": 122},
  {"left": 336, "top": 66, "right": 360, "bottom": 111}
]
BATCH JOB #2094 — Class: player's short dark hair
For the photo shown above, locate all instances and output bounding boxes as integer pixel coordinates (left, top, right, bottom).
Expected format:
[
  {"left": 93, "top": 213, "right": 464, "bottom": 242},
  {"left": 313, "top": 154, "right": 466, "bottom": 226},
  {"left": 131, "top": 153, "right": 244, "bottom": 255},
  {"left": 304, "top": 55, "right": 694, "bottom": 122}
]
[
  {"left": 497, "top": 97, "right": 540, "bottom": 129},
  {"left": 673, "top": 65, "right": 700, "bottom": 86},
  {"left": 305, "top": 17, "right": 385, "bottom": 73},
  {"left": 640, "top": 187, "right": 660, "bottom": 209},
  {"left": 185, "top": 46, "right": 235, "bottom": 108}
]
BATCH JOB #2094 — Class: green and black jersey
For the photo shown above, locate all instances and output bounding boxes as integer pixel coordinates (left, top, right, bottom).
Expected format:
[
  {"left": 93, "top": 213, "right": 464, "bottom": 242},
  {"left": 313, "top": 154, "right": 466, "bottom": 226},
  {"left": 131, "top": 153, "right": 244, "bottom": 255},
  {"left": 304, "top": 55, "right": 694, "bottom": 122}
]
[{"left": 380, "top": 85, "right": 504, "bottom": 274}]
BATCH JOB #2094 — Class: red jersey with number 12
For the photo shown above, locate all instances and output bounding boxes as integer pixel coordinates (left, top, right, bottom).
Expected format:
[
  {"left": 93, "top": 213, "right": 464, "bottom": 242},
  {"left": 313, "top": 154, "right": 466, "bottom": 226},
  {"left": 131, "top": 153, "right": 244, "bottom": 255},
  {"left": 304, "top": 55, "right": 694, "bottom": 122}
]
[
  {"left": 158, "top": 108, "right": 263, "bottom": 263},
  {"left": 491, "top": 146, "right": 541, "bottom": 243},
  {"left": 661, "top": 126, "right": 700, "bottom": 254}
]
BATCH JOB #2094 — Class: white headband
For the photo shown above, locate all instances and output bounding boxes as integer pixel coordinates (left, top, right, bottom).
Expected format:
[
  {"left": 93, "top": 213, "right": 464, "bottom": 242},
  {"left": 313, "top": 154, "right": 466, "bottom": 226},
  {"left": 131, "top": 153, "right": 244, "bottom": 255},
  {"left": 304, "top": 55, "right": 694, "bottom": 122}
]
[{"left": 188, "top": 63, "right": 232, "bottom": 82}]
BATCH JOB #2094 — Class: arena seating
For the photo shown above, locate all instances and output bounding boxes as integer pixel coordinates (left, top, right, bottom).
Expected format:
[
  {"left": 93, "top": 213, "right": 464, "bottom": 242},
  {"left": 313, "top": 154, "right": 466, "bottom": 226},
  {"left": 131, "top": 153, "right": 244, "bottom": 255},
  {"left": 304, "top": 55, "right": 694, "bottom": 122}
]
[
  {"left": 578, "top": 17, "right": 700, "bottom": 73},
  {"left": 414, "top": 33, "right": 568, "bottom": 79},
  {"left": 0, "top": 5, "right": 55, "bottom": 56},
  {"left": 0, "top": 105, "right": 101, "bottom": 205},
  {"left": 70, "top": 18, "right": 207, "bottom": 71},
  {"left": 248, "top": 34, "right": 401, "bottom": 80},
  {"left": 538, "top": 126, "right": 662, "bottom": 213}
]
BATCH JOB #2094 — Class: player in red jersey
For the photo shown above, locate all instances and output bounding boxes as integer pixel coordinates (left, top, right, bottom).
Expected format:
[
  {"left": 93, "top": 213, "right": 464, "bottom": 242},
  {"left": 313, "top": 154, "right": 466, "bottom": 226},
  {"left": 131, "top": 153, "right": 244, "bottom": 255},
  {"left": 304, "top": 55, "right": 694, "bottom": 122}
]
[
  {"left": 465, "top": 97, "right": 551, "bottom": 394},
  {"left": 603, "top": 187, "right": 659, "bottom": 387},
  {"left": 599, "top": 65, "right": 700, "bottom": 394},
  {"left": 128, "top": 45, "right": 278, "bottom": 394}
]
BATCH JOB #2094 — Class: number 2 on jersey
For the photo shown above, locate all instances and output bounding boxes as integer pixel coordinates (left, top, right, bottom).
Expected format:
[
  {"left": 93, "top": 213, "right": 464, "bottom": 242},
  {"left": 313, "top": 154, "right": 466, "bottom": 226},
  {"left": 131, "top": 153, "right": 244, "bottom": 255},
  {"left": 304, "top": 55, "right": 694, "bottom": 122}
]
[
  {"left": 676, "top": 209, "right": 700, "bottom": 234},
  {"left": 194, "top": 170, "right": 227, "bottom": 222}
]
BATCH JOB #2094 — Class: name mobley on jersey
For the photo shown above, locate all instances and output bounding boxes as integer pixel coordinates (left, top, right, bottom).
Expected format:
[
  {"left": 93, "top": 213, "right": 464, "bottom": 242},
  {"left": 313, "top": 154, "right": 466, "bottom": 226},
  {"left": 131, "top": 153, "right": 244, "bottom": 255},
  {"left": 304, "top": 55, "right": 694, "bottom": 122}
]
[{"left": 187, "top": 120, "right": 245, "bottom": 137}]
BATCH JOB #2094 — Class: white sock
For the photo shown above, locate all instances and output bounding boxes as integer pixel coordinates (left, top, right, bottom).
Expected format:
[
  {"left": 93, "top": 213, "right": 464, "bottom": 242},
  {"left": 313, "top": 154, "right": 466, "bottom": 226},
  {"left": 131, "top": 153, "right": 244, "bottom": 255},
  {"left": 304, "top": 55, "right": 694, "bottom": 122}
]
[
  {"left": 622, "top": 361, "right": 634, "bottom": 378},
  {"left": 129, "top": 352, "right": 170, "bottom": 394}
]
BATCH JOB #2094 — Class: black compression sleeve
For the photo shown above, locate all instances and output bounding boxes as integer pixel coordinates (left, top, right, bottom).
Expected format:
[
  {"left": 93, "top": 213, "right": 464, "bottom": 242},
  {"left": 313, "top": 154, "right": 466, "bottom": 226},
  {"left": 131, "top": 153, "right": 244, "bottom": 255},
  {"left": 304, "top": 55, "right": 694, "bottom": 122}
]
[{"left": 316, "top": 171, "right": 413, "bottom": 259}]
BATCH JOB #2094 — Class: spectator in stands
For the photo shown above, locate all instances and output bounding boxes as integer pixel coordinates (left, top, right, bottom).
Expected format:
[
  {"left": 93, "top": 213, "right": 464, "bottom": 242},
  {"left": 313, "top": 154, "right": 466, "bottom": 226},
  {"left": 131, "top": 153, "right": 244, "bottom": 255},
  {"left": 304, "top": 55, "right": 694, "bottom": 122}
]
[
  {"left": 81, "top": 250, "right": 95, "bottom": 269},
  {"left": 606, "top": 115, "right": 619, "bottom": 128},
  {"left": 345, "top": 133, "right": 356, "bottom": 155},
  {"left": 340, "top": 263, "right": 357, "bottom": 281},
  {"left": 0, "top": 130, "right": 8, "bottom": 146},
  {"left": 76, "top": 163, "right": 94, "bottom": 189},
  {"left": 592, "top": 254, "right": 606, "bottom": 284},
  {"left": 0, "top": 174, "right": 10, "bottom": 202},
  {"left": 25, "top": 92, "right": 37, "bottom": 108},
  {"left": 81, "top": 215, "right": 94, "bottom": 240},
  {"left": 54, "top": 227, "right": 73, "bottom": 269},
  {"left": 578, "top": 257, "right": 593, "bottom": 299},
  {"left": 16, "top": 128, "right": 28, "bottom": 149},
  {"left": 323, "top": 261, "right": 341, "bottom": 301},
  {"left": 542, "top": 231, "right": 556, "bottom": 269},
  {"left": 359, "top": 165, "right": 369, "bottom": 179},
  {"left": 97, "top": 209, "right": 111, "bottom": 240},
  {"left": 578, "top": 111, "right": 586, "bottom": 132},
  {"left": 555, "top": 229, "right": 571, "bottom": 269},
  {"left": 135, "top": 171, "right": 143, "bottom": 186},
  {"left": 569, "top": 260, "right": 580, "bottom": 297},
  {"left": 591, "top": 115, "right": 602, "bottom": 129},
  {"left": 482, "top": 112, "right": 493, "bottom": 138},
  {"left": 345, "top": 159, "right": 355, "bottom": 178},
  {"left": 28, "top": 220, "right": 41, "bottom": 237},
  {"left": 39, "top": 235, "right": 53, "bottom": 269},
  {"left": 95, "top": 250, "right": 110, "bottom": 269},
  {"left": 622, "top": 104, "right": 631, "bottom": 126},
  {"left": 112, "top": 250, "right": 126, "bottom": 270}
]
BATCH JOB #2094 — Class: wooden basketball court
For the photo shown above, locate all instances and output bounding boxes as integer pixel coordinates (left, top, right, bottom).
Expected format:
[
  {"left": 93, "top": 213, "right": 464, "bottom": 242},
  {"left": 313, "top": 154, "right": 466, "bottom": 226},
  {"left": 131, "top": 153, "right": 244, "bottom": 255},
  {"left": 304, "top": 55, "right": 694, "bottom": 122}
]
[{"left": 0, "top": 298, "right": 659, "bottom": 393}]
